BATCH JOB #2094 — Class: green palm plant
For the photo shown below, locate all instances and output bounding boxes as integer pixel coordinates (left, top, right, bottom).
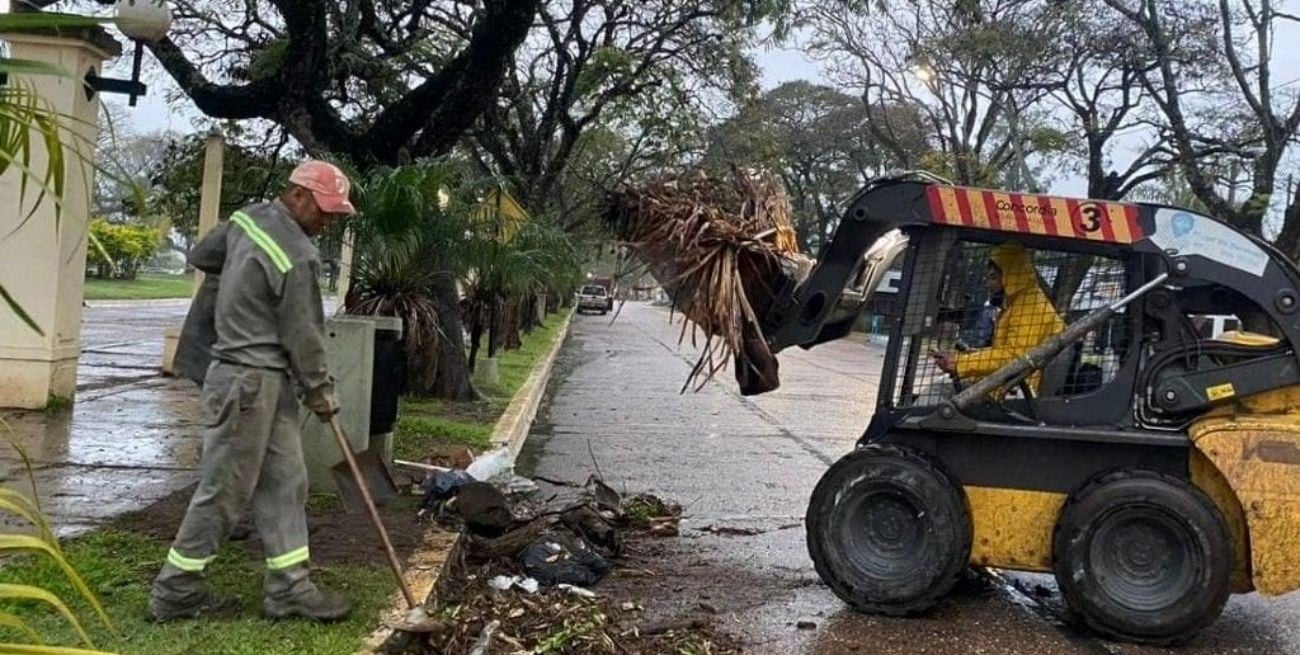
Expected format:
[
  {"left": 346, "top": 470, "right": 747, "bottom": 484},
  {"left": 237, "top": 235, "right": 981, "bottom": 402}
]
[
  {"left": 345, "top": 160, "right": 472, "bottom": 393},
  {"left": 0, "top": 420, "right": 118, "bottom": 654},
  {"left": 461, "top": 202, "right": 578, "bottom": 369},
  {"left": 346, "top": 161, "right": 581, "bottom": 387}
]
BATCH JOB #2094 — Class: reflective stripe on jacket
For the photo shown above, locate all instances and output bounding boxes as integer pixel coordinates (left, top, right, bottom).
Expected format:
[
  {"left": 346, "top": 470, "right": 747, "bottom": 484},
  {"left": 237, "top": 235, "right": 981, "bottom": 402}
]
[{"left": 208, "top": 200, "right": 332, "bottom": 397}]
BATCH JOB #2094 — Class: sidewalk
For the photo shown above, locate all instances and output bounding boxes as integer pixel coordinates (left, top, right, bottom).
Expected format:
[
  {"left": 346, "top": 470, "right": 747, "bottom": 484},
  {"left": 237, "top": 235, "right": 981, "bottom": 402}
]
[{"left": 1, "top": 300, "right": 203, "bottom": 537}]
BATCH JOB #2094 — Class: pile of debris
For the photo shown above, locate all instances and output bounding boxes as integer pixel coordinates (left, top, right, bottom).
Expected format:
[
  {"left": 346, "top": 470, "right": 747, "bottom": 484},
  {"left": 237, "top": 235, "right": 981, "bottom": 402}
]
[
  {"left": 384, "top": 447, "right": 731, "bottom": 654},
  {"left": 426, "top": 563, "right": 739, "bottom": 655},
  {"left": 415, "top": 454, "right": 677, "bottom": 591},
  {"left": 606, "top": 167, "right": 814, "bottom": 395}
]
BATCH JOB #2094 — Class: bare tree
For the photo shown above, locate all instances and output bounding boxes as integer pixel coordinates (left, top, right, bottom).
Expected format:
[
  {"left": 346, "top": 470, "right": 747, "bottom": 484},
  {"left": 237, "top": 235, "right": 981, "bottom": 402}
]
[
  {"left": 1105, "top": 0, "right": 1300, "bottom": 253},
  {"left": 804, "top": 0, "right": 1069, "bottom": 188},
  {"left": 1038, "top": 0, "right": 1173, "bottom": 200},
  {"left": 705, "top": 81, "right": 928, "bottom": 253},
  {"left": 467, "top": 0, "right": 774, "bottom": 224}
]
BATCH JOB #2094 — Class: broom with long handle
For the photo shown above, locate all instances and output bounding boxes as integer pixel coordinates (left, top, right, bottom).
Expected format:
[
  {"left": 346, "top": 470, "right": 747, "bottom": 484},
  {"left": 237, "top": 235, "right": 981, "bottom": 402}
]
[{"left": 327, "top": 415, "right": 438, "bottom": 632}]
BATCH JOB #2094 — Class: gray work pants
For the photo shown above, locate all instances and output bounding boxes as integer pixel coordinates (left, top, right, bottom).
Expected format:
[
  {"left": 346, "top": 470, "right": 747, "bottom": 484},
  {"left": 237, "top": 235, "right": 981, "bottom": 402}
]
[{"left": 151, "top": 362, "right": 316, "bottom": 606}]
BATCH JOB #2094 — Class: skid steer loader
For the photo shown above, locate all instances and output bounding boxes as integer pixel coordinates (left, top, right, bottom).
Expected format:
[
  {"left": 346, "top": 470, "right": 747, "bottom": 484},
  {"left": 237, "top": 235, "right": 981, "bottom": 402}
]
[{"left": 757, "top": 174, "right": 1300, "bottom": 644}]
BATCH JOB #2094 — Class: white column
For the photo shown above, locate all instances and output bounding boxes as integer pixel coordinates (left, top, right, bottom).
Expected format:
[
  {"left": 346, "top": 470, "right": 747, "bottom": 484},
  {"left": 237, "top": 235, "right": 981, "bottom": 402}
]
[
  {"left": 192, "top": 131, "right": 224, "bottom": 294},
  {"left": 336, "top": 228, "right": 353, "bottom": 312},
  {"left": 164, "top": 132, "right": 224, "bottom": 374},
  {"left": 0, "top": 31, "right": 119, "bottom": 409}
]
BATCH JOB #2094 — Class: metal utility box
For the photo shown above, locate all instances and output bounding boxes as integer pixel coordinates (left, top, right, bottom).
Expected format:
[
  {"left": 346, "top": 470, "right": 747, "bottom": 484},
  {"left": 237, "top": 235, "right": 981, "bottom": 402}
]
[{"left": 301, "top": 317, "right": 374, "bottom": 493}]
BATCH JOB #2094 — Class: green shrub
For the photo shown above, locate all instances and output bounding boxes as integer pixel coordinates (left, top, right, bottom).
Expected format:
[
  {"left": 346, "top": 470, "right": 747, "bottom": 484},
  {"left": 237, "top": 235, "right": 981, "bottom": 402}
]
[{"left": 87, "top": 219, "right": 161, "bottom": 280}]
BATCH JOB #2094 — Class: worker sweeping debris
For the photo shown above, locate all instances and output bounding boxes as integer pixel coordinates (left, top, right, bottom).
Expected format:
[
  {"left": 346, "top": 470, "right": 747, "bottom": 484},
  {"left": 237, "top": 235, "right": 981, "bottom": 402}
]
[{"left": 149, "top": 160, "right": 357, "bottom": 622}]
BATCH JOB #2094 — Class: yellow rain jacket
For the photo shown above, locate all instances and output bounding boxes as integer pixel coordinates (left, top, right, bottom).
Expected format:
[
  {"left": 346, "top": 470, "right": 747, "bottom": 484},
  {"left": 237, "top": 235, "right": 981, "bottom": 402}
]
[{"left": 954, "top": 243, "right": 1065, "bottom": 392}]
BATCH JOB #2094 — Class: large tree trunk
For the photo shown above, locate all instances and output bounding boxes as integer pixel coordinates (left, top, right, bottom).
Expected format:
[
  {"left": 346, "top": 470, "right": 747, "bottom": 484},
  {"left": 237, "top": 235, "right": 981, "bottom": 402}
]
[
  {"left": 1273, "top": 192, "right": 1300, "bottom": 262},
  {"left": 487, "top": 296, "right": 501, "bottom": 358},
  {"left": 521, "top": 295, "right": 540, "bottom": 333},
  {"left": 428, "top": 271, "right": 479, "bottom": 400},
  {"left": 467, "top": 309, "right": 484, "bottom": 373},
  {"left": 502, "top": 300, "right": 522, "bottom": 350}
]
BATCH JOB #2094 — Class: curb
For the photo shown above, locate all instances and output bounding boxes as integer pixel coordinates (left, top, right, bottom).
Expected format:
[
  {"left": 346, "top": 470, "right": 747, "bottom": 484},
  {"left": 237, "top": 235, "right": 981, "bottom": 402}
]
[
  {"left": 359, "top": 309, "right": 574, "bottom": 653},
  {"left": 490, "top": 309, "right": 574, "bottom": 457},
  {"left": 84, "top": 298, "right": 192, "bottom": 307}
]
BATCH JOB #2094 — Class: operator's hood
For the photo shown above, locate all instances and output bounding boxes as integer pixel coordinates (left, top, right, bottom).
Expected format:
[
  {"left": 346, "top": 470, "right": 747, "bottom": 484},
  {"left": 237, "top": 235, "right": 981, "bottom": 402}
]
[{"left": 989, "top": 242, "right": 1036, "bottom": 301}]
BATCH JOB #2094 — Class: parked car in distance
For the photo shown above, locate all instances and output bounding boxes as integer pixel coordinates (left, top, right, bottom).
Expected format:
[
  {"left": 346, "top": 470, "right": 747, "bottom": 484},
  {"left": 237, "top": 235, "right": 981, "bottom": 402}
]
[{"left": 577, "top": 285, "right": 611, "bottom": 314}]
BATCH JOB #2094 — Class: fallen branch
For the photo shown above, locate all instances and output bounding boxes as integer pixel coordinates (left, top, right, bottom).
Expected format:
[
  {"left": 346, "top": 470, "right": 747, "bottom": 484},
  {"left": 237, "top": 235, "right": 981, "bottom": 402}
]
[{"left": 606, "top": 167, "right": 810, "bottom": 394}]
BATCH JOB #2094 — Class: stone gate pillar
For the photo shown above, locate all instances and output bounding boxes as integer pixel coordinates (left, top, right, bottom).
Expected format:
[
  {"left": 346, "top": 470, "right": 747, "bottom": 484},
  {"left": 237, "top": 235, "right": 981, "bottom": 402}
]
[{"left": 0, "top": 27, "right": 120, "bottom": 409}]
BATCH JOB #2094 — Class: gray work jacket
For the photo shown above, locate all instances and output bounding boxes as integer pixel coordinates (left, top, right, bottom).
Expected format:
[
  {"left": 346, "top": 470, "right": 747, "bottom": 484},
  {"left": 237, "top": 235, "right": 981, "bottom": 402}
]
[{"left": 176, "top": 200, "right": 331, "bottom": 398}]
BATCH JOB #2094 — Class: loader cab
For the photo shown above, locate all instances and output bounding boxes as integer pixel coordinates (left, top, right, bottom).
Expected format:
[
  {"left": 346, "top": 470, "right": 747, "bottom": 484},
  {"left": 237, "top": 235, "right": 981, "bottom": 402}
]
[
  {"left": 867, "top": 229, "right": 1298, "bottom": 438},
  {"left": 875, "top": 228, "right": 1146, "bottom": 428}
]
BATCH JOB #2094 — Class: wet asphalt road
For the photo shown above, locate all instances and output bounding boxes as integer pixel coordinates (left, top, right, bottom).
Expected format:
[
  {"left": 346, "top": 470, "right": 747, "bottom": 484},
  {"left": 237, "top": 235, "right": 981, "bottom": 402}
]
[
  {"left": 1, "top": 298, "right": 347, "bottom": 537},
  {"left": 520, "top": 302, "right": 1297, "bottom": 655}
]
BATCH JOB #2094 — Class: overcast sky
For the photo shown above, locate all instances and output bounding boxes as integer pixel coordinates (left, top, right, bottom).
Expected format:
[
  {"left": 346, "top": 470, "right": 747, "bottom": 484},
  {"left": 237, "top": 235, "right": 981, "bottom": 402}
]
[{"left": 4, "top": 0, "right": 1298, "bottom": 213}]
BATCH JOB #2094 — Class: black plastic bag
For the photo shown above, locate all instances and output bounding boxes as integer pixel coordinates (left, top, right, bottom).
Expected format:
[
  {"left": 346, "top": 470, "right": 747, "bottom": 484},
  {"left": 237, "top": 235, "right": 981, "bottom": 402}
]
[{"left": 520, "top": 533, "right": 613, "bottom": 587}]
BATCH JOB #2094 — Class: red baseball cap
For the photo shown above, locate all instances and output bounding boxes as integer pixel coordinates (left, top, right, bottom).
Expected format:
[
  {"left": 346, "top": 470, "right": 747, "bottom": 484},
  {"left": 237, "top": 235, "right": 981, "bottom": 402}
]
[{"left": 289, "top": 160, "right": 356, "bottom": 215}]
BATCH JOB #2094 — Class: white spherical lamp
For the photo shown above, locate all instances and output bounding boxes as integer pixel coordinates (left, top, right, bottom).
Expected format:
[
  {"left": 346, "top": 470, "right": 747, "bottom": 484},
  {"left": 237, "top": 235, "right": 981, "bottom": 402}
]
[{"left": 116, "top": 0, "right": 172, "bottom": 43}]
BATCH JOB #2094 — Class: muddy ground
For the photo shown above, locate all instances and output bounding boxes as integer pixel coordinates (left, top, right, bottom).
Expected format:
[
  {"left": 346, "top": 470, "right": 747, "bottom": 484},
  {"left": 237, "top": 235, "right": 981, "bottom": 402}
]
[
  {"left": 111, "top": 483, "right": 427, "bottom": 568},
  {"left": 424, "top": 504, "right": 743, "bottom": 655}
]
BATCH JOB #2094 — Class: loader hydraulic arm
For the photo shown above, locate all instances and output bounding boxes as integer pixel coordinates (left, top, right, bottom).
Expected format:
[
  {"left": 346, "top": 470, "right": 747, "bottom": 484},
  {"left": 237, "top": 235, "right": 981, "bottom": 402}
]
[{"left": 761, "top": 179, "right": 927, "bottom": 352}]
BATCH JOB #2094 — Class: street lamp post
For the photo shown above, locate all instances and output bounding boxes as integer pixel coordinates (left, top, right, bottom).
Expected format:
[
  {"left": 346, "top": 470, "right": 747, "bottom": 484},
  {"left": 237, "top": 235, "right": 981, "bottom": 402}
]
[{"left": 84, "top": 0, "right": 171, "bottom": 106}]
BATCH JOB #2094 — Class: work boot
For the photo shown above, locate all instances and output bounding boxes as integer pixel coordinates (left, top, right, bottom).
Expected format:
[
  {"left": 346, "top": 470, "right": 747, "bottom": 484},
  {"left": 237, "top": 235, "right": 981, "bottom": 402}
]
[
  {"left": 262, "top": 586, "right": 352, "bottom": 622},
  {"left": 148, "top": 591, "right": 242, "bottom": 622},
  {"left": 150, "top": 567, "right": 242, "bottom": 622}
]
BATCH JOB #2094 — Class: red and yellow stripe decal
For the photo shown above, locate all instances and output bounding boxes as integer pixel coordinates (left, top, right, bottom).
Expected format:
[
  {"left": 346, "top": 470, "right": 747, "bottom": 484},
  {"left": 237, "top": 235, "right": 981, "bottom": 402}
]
[{"left": 925, "top": 185, "right": 1143, "bottom": 244}]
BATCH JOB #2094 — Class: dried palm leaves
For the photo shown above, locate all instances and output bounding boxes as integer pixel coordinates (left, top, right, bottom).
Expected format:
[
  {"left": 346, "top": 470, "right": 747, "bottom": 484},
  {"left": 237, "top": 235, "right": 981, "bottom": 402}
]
[{"left": 607, "top": 168, "right": 810, "bottom": 394}]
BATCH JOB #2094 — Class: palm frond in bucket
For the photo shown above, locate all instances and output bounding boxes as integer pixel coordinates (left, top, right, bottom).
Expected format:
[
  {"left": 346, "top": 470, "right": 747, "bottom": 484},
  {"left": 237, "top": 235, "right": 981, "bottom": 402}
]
[{"left": 606, "top": 167, "right": 812, "bottom": 394}]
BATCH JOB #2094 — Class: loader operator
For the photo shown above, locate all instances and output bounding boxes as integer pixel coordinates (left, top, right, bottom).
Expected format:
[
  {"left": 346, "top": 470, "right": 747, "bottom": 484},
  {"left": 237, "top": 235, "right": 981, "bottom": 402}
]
[
  {"left": 931, "top": 242, "right": 1064, "bottom": 393},
  {"left": 149, "top": 161, "right": 355, "bottom": 623}
]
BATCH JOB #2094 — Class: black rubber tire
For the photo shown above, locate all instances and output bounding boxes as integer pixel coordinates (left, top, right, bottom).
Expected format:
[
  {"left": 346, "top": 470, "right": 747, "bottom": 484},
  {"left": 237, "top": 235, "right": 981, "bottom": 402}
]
[
  {"left": 1052, "top": 470, "right": 1232, "bottom": 645},
  {"left": 806, "top": 444, "right": 972, "bottom": 615}
]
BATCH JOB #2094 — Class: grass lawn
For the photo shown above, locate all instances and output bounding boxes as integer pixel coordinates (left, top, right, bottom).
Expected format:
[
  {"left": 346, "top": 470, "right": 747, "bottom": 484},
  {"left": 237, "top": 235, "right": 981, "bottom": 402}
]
[
  {"left": 0, "top": 526, "right": 399, "bottom": 655},
  {"left": 83, "top": 273, "right": 193, "bottom": 301},
  {"left": 393, "top": 311, "right": 569, "bottom": 462}
]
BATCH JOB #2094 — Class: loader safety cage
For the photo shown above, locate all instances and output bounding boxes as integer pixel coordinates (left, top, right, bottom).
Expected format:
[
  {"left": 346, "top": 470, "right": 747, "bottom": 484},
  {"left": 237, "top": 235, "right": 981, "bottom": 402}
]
[{"left": 762, "top": 178, "right": 1300, "bottom": 357}]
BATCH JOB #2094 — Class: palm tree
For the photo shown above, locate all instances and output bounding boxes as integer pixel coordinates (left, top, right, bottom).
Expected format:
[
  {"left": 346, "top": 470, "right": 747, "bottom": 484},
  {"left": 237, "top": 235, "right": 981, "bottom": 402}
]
[
  {"left": 345, "top": 162, "right": 580, "bottom": 394},
  {"left": 459, "top": 190, "right": 578, "bottom": 374},
  {"left": 345, "top": 161, "right": 476, "bottom": 397}
]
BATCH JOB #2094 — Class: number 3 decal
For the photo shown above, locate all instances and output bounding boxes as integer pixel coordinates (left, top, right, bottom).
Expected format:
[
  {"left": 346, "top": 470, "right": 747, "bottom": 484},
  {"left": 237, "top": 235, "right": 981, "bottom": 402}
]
[{"left": 1076, "top": 202, "right": 1103, "bottom": 233}]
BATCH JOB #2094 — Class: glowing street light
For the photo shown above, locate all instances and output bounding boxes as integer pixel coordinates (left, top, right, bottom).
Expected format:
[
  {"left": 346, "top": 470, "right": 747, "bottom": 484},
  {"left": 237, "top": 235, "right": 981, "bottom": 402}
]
[{"left": 911, "top": 62, "right": 938, "bottom": 91}]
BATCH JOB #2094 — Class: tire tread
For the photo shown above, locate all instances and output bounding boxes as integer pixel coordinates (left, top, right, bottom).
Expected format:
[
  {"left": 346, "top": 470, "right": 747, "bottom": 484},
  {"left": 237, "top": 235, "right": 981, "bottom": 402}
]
[{"left": 807, "top": 444, "right": 972, "bottom": 616}]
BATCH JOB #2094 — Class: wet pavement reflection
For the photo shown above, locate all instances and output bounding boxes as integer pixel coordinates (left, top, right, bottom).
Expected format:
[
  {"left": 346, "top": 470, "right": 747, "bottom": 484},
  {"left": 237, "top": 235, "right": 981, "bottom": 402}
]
[{"left": 1, "top": 300, "right": 203, "bottom": 537}]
